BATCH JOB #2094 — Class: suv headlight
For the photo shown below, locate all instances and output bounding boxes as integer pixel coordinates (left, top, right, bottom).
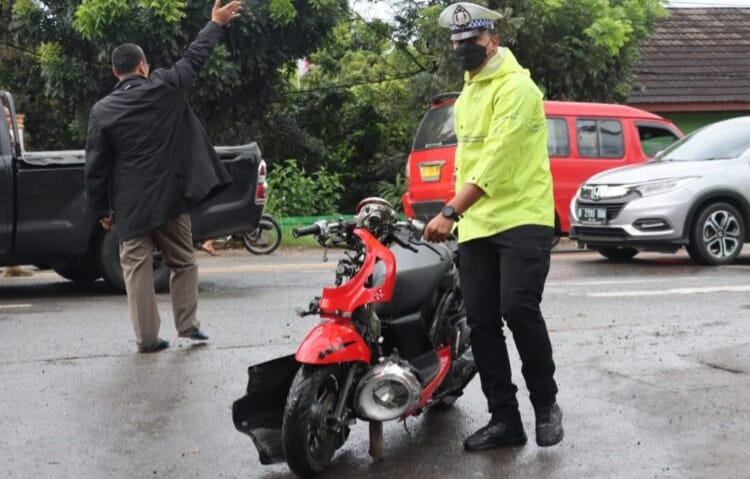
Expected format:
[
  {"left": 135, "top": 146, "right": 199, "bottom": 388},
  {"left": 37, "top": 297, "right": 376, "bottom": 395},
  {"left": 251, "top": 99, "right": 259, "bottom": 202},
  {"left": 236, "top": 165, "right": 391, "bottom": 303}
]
[
  {"left": 579, "top": 184, "right": 630, "bottom": 200},
  {"left": 632, "top": 177, "right": 699, "bottom": 197}
]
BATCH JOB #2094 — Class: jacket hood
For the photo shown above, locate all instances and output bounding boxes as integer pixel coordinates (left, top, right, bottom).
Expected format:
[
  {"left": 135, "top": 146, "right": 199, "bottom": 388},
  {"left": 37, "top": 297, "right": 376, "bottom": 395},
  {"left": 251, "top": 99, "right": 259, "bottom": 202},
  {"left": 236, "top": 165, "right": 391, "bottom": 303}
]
[
  {"left": 587, "top": 159, "right": 729, "bottom": 184},
  {"left": 465, "top": 48, "right": 529, "bottom": 84}
]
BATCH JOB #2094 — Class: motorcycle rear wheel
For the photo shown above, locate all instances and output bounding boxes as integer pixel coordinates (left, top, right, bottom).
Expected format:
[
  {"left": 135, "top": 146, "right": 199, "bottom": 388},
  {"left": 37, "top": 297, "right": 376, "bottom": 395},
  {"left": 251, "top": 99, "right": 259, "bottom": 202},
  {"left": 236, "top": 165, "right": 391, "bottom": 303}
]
[
  {"left": 282, "top": 365, "right": 349, "bottom": 477},
  {"left": 242, "top": 214, "right": 282, "bottom": 255}
]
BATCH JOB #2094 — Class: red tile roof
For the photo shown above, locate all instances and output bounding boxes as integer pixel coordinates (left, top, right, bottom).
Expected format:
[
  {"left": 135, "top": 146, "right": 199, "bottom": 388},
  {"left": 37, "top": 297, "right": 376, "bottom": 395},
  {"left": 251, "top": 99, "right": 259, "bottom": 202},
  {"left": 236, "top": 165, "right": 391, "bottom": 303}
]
[{"left": 628, "top": 8, "right": 750, "bottom": 107}]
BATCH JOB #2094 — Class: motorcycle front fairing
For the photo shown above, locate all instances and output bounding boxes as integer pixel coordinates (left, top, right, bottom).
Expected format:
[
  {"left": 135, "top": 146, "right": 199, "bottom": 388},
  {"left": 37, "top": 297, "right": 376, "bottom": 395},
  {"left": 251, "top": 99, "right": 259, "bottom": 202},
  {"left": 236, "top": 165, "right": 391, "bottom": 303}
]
[
  {"left": 295, "top": 227, "right": 394, "bottom": 366},
  {"left": 232, "top": 354, "right": 299, "bottom": 464}
]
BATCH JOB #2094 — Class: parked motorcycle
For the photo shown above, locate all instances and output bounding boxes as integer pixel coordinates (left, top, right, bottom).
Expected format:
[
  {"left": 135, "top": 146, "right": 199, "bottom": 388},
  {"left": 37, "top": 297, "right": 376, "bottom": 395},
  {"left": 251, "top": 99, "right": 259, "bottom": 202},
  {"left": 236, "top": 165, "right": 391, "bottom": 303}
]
[
  {"left": 232, "top": 197, "right": 476, "bottom": 477},
  {"left": 197, "top": 214, "right": 281, "bottom": 255},
  {"left": 241, "top": 213, "right": 281, "bottom": 255}
]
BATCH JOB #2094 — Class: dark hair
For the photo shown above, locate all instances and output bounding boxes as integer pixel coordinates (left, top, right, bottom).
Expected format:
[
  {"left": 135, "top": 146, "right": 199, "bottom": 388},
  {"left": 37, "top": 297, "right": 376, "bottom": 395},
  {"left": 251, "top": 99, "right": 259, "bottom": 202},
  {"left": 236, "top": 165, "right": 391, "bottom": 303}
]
[{"left": 111, "top": 43, "right": 146, "bottom": 76}]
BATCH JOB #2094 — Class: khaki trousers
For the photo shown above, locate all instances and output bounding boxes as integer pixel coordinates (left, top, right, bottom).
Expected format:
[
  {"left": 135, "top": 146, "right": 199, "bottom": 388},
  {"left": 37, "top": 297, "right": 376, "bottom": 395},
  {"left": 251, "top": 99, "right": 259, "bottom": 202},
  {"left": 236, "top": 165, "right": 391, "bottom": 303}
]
[{"left": 119, "top": 213, "right": 200, "bottom": 351}]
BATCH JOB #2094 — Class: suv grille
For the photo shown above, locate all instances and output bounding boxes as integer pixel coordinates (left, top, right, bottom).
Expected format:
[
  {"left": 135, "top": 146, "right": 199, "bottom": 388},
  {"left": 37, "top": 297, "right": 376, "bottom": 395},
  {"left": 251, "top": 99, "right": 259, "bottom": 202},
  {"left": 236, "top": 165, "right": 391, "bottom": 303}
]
[{"left": 572, "top": 226, "right": 628, "bottom": 238}]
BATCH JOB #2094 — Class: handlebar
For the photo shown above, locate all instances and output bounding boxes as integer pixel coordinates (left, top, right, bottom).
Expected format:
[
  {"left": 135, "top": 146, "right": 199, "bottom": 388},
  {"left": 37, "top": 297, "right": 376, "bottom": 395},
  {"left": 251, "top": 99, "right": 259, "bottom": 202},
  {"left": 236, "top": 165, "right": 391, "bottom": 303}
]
[
  {"left": 292, "top": 222, "right": 323, "bottom": 238},
  {"left": 292, "top": 218, "right": 429, "bottom": 242}
]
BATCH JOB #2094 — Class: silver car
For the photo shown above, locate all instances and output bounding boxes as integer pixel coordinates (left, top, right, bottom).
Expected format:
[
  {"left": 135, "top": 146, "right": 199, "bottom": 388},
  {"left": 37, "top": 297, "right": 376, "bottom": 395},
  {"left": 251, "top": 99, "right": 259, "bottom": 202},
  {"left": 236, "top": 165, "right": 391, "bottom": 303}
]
[{"left": 570, "top": 116, "right": 750, "bottom": 265}]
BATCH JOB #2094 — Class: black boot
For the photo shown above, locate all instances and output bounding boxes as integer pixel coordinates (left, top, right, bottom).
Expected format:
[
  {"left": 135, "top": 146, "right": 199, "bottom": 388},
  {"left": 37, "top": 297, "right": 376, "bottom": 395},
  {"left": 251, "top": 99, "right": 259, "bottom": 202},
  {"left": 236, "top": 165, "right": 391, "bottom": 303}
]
[
  {"left": 535, "top": 402, "right": 564, "bottom": 447},
  {"left": 463, "top": 417, "right": 527, "bottom": 451}
]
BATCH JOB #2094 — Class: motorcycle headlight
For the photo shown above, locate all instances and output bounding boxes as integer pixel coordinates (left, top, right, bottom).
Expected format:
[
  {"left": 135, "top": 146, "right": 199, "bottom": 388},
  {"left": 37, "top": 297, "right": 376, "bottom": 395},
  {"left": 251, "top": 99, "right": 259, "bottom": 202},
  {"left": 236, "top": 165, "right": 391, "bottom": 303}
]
[{"left": 632, "top": 177, "right": 699, "bottom": 197}]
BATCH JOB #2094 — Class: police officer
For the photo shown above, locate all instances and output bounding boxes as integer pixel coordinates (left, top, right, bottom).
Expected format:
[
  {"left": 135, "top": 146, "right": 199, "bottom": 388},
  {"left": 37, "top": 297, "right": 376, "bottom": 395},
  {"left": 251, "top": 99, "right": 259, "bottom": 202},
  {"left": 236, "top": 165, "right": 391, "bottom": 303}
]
[{"left": 423, "top": 2, "right": 563, "bottom": 451}]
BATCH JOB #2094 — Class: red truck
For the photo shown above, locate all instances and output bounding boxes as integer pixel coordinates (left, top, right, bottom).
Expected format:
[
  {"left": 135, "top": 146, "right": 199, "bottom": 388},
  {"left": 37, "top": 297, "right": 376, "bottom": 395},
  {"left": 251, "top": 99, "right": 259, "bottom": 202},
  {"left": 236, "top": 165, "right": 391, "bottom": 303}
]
[{"left": 402, "top": 93, "right": 683, "bottom": 237}]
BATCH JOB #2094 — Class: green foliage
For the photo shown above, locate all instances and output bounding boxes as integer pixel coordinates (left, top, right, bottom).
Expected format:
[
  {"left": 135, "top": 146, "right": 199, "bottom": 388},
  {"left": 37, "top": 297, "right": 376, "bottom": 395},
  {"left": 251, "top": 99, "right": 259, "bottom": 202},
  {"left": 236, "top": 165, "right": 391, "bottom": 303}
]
[
  {"left": 138, "top": 0, "right": 186, "bottom": 23},
  {"left": 269, "top": 0, "right": 297, "bottom": 25},
  {"left": 1, "top": 0, "right": 347, "bottom": 151},
  {"left": 376, "top": 173, "right": 407, "bottom": 213},
  {"left": 74, "top": 0, "right": 131, "bottom": 41},
  {"left": 259, "top": 16, "right": 427, "bottom": 211},
  {"left": 496, "top": 0, "right": 667, "bottom": 102},
  {"left": 10, "top": 0, "right": 36, "bottom": 17},
  {"left": 74, "top": 0, "right": 193, "bottom": 40},
  {"left": 37, "top": 42, "right": 63, "bottom": 68},
  {"left": 265, "top": 160, "right": 344, "bottom": 217}
]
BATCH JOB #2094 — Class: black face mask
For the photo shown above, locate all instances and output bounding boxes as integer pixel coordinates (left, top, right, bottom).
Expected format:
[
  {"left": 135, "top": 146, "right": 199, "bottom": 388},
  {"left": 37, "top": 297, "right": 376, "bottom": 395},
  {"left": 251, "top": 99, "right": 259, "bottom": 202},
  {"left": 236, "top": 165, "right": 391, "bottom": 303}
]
[{"left": 455, "top": 42, "right": 488, "bottom": 71}]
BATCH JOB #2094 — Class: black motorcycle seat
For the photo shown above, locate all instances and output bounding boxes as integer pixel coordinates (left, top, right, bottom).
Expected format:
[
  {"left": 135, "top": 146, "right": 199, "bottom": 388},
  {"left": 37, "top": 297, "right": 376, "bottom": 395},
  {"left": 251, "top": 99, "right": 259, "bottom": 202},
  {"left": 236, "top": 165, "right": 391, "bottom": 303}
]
[{"left": 373, "top": 240, "right": 453, "bottom": 318}]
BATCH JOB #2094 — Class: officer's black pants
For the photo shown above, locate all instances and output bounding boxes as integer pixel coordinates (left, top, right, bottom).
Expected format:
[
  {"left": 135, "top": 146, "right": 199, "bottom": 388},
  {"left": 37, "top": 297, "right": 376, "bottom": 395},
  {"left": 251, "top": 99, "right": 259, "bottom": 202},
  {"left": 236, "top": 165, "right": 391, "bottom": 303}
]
[{"left": 458, "top": 225, "right": 558, "bottom": 422}]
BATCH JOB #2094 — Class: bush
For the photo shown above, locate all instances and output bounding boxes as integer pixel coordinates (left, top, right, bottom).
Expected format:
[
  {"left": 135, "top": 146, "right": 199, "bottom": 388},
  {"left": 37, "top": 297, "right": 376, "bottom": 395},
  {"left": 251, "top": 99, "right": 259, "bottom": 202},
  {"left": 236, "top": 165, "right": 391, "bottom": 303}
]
[
  {"left": 265, "top": 159, "right": 343, "bottom": 217},
  {"left": 376, "top": 173, "right": 406, "bottom": 213}
]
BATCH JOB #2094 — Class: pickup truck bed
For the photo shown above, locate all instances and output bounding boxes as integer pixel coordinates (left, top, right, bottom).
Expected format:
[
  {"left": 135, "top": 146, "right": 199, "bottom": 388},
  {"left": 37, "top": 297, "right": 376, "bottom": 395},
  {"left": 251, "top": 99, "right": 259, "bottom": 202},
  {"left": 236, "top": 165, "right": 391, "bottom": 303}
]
[{"left": 0, "top": 141, "right": 266, "bottom": 291}]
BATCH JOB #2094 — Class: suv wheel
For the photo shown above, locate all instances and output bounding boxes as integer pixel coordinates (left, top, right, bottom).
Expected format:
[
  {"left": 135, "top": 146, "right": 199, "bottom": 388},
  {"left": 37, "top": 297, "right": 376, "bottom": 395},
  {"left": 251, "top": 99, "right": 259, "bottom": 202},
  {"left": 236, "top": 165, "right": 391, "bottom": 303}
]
[
  {"left": 596, "top": 247, "right": 638, "bottom": 261},
  {"left": 687, "top": 202, "right": 745, "bottom": 265}
]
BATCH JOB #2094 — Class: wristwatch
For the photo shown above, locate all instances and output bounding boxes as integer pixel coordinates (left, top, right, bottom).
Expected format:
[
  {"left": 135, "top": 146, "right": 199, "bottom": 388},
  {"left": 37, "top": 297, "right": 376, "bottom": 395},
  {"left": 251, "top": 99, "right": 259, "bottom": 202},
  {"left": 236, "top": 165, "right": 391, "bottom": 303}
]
[{"left": 441, "top": 205, "right": 460, "bottom": 222}]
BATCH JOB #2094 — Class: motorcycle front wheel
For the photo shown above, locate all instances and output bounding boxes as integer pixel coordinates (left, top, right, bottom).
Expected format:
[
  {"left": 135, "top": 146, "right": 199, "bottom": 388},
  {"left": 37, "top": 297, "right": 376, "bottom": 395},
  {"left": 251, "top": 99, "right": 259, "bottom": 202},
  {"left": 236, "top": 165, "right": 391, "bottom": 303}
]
[
  {"left": 282, "top": 365, "right": 349, "bottom": 477},
  {"left": 242, "top": 214, "right": 282, "bottom": 255}
]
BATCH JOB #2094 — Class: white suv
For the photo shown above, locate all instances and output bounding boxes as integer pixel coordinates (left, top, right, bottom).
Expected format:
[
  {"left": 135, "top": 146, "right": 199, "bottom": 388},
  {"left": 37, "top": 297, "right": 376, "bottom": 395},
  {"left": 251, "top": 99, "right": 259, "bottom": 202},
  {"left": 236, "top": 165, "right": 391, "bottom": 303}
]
[{"left": 570, "top": 116, "right": 750, "bottom": 265}]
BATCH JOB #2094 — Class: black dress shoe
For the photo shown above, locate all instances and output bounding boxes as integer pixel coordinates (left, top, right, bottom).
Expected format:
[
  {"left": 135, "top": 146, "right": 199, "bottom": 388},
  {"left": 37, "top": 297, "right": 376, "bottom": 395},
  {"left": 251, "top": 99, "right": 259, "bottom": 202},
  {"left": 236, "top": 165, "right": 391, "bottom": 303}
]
[
  {"left": 139, "top": 338, "right": 169, "bottom": 353},
  {"left": 535, "top": 402, "right": 564, "bottom": 447},
  {"left": 179, "top": 330, "right": 209, "bottom": 341},
  {"left": 464, "top": 419, "right": 527, "bottom": 451}
]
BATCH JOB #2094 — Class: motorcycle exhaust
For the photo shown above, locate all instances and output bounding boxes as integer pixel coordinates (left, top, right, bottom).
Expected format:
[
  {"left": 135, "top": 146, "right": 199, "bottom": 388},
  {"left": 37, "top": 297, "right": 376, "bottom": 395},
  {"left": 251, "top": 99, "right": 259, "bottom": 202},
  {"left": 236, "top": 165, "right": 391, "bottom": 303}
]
[{"left": 355, "top": 360, "right": 423, "bottom": 421}]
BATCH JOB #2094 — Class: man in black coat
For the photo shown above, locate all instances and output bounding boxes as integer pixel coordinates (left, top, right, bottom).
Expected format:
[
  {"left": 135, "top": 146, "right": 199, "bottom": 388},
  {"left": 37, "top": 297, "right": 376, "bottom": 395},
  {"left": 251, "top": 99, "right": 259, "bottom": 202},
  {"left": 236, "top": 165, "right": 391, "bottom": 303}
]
[{"left": 85, "top": 0, "right": 242, "bottom": 353}]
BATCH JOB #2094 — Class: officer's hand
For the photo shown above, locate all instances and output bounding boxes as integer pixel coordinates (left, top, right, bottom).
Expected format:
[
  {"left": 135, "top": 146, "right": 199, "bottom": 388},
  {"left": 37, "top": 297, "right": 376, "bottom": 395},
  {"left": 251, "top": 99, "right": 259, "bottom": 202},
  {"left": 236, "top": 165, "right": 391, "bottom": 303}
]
[
  {"left": 423, "top": 214, "right": 453, "bottom": 243},
  {"left": 99, "top": 213, "right": 113, "bottom": 232},
  {"left": 212, "top": 0, "right": 243, "bottom": 26}
]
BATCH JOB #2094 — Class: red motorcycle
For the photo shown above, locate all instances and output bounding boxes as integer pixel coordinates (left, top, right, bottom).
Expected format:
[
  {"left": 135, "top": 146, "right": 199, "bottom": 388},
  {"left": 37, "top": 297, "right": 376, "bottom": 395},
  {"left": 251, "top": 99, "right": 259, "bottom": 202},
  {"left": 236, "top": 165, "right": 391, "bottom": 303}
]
[{"left": 232, "top": 198, "right": 476, "bottom": 477}]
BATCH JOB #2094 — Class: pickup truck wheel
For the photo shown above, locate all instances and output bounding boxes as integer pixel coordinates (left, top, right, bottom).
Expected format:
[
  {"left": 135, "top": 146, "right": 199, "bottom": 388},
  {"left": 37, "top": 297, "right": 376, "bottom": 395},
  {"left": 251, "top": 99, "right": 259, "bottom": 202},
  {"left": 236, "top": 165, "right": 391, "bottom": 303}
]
[
  {"left": 54, "top": 259, "right": 102, "bottom": 283},
  {"left": 99, "top": 230, "right": 170, "bottom": 293}
]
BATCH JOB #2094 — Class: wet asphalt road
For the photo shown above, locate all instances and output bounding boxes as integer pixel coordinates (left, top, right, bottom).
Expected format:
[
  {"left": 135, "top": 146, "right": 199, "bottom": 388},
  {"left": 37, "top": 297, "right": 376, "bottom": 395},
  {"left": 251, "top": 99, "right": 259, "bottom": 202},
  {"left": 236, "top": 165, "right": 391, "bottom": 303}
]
[{"left": 1, "top": 244, "right": 750, "bottom": 479}]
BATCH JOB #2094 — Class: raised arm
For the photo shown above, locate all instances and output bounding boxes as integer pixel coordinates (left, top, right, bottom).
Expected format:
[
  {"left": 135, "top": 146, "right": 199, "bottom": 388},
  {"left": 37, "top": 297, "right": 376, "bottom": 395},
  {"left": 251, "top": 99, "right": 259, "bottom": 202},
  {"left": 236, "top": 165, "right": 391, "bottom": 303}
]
[{"left": 152, "top": 0, "right": 243, "bottom": 93}]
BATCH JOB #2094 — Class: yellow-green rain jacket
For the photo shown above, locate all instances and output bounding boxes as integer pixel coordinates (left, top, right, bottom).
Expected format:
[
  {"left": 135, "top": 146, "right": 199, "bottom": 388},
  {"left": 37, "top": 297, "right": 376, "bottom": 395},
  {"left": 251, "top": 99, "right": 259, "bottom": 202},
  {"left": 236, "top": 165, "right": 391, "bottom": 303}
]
[{"left": 453, "top": 48, "right": 554, "bottom": 243}]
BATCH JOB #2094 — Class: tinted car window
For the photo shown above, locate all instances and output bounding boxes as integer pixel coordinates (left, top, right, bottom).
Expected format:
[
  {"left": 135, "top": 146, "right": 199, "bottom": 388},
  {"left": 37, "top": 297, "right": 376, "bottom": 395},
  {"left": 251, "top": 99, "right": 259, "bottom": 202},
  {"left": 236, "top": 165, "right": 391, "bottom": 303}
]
[
  {"left": 658, "top": 117, "right": 750, "bottom": 161},
  {"left": 547, "top": 118, "right": 569, "bottom": 157},
  {"left": 637, "top": 123, "right": 680, "bottom": 158},
  {"left": 412, "top": 104, "right": 456, "bottom": 150},
  {"left": 576, "top": 119, "right": 624, "bottom": 158}
]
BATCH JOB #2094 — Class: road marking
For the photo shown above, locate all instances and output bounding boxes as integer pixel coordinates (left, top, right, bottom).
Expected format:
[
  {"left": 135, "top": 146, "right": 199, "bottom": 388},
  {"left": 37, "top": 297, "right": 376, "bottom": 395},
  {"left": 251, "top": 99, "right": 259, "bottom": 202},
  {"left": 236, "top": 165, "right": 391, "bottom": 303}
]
[
  {"left": 0, "top": 303, "right": 32, "bottom": 309},
  {"left": 549, "top": 278, "right": 679, "bottom": 287},
  {"left": 588, "top": 285, "right": 750, "bottom": 297}
]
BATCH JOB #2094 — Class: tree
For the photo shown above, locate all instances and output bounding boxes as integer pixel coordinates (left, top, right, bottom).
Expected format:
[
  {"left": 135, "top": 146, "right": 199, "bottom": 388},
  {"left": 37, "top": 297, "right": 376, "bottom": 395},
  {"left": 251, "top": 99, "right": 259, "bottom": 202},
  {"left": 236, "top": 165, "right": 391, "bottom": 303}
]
[
  {"left": 491, "top": 0, "right": 667, "bottom": 102},
  {"left": 0, "top": 0, "right": 347, "bottom": 150},
  {"left": 258, "top": 16, "right": 428, "bottom": 209}
]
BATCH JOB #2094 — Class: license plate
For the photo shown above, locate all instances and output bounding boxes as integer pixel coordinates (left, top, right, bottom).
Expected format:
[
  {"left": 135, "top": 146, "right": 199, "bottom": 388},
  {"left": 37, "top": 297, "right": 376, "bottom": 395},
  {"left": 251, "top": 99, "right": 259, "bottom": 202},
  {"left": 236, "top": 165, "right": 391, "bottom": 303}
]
[
  {"left": 419, "top": 163, "right": 442, "bottom": 182},
  {"left": 577, "top": 207, "right": 607, "bottom": 224}
]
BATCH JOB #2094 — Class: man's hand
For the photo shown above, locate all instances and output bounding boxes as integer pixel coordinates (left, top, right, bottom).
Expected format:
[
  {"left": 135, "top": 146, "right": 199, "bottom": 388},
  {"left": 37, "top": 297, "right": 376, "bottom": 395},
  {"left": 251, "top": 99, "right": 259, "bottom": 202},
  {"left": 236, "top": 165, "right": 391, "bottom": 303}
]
[
  {"left": 99, "top": 213, "right": 113, "bottom": 232},
  {"left": 212, "top": 0, "right": 243, "bottom": 26},
  {"left": 423, "top": 214, "right": 453, "bottom": 243}
]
